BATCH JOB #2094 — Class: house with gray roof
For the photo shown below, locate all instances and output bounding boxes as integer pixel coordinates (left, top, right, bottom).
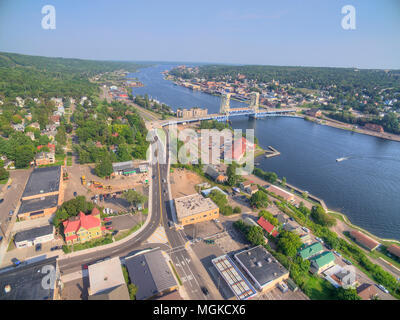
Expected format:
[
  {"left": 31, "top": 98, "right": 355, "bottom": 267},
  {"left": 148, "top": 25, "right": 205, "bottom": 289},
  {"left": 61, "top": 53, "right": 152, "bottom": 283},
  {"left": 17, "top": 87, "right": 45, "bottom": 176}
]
[{"left": 124, "top": 249, "right": 178, "bottom": 300}]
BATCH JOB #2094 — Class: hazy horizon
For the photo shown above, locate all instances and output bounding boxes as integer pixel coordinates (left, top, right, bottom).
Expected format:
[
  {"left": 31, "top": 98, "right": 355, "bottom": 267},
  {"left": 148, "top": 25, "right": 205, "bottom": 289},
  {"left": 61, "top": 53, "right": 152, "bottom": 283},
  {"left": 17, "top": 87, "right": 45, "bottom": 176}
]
[{"left": 1, "top": 0, "right": 399, "bottom": 69}]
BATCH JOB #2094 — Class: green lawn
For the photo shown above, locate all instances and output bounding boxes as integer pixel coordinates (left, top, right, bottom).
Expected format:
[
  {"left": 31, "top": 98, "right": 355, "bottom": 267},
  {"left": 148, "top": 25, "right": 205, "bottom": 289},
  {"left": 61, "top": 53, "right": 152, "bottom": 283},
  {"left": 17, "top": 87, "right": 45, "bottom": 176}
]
[{"left": 303, "top": 276, "right": 337, "bottom": 300}]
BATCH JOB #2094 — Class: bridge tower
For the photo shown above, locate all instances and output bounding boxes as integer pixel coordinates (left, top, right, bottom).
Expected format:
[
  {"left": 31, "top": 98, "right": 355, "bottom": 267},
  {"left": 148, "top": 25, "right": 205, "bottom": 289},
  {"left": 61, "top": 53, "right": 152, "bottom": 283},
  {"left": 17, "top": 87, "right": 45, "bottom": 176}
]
[
  {"left": 220, "top": 92, "right": 231, "bottom": 115},
  {"left": 249, "top": 92, "right": 260, "bottom": 113}
]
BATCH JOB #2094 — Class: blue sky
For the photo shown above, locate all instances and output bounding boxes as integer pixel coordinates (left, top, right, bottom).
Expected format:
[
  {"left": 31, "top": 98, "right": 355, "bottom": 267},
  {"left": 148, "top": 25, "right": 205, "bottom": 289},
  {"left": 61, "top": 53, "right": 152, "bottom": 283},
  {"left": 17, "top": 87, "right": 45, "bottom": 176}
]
[{"left": 0, "top": 0, "right": 399, "bottom": 68}]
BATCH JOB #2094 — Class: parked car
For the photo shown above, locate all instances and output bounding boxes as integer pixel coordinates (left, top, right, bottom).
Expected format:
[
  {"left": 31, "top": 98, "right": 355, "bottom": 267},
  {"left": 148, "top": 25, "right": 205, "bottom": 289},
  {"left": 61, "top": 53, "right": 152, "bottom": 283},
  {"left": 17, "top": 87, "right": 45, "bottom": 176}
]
[
  {"left": 106, "top": 226, "right": 113, "bottom": 230},
  {"left": 343, "top": 258, "right": 352, "bottom": 265},
  {"left": 104, "top": 218, "right": 111, "bottom": 222},
  {"left": 333, "top": 250, "right": 342, "bottom": 257},
  {"left": 9, "top": 210, "right": 14, "bottom": 216},
  {"left": 7, "top": 185, "right": 11, "bottom": 189},
  {"left": 302, "top": 227, "right": 309, "bottom": 233},
  {"left": 83, "top": 264, "right": 88, "bottom": 270},
  {"left": 35, "top": 243, "right": 42, "bottom": 252},
  {"left": 376, "top": 284, "right": 389, "bottom": 294},
  {"left": 0, "top": 198, "right": 4, "bottom": 204},
  {"left": 105, "top": 222, "right": 112, "bottom": 226},
  {"left": 316, "top": 237, "right": 324, "bottom": 243},
  {"left": 201, "top": 287, "right": 209, "bottom": 296},
  {"left": 111, "top": 230, "right": 118, "bottom": 236},
  {"left": 73, "top": 192, "right": 77, "bottom": 197},
  {"left": 0, "top": 236, "right": 3, "bottom": 242},
  {"left": 11, "top": 258, "right": 21, "bottom": 267}
]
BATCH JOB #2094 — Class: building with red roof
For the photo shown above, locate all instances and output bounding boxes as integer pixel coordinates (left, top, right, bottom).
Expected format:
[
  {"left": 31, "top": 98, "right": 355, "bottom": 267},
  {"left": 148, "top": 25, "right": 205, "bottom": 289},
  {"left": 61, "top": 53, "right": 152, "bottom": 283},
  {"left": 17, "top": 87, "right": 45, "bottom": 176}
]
[
  {"left": 387, "top": 244, "right": 400, "bottom": 259},
  {"left": 349, "top": 230, "right": 380, "bottom": 251},
  {"left": 257, "top": 217, "right": 278, "bottom": 237},
  {"left": 63, "top": 208, "right": 103, "bottom": 245}
]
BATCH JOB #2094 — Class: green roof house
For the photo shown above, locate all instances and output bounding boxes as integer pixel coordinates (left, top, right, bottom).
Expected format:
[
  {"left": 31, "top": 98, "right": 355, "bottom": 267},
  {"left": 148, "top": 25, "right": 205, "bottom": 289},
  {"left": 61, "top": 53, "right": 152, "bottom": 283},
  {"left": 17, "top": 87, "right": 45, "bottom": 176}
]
[
  {"left": 298, "top": 242, "right": 323, "bottom": 260},
  {"left": 310, "top": 251, "right": 335, "bottom": 274}
]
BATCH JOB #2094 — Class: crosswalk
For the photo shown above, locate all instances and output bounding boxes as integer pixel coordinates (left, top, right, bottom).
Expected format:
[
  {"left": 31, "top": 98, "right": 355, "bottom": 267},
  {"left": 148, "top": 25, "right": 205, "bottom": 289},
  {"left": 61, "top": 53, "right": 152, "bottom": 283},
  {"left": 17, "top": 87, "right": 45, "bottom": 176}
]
[{"left": 146, "top": 226, "right": 168, "bottom": 244}]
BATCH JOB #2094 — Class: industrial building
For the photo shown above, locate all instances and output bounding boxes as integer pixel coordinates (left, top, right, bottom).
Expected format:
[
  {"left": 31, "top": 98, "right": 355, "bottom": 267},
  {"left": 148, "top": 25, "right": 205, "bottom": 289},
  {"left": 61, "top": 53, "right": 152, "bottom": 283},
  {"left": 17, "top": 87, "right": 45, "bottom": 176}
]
[
  {"left": 14, "top": 225, "right": 54, "bottom": 248},
  {"left": 234, "top": 246, "right": 289, "bottom": 292},
  {"left": 211, "top": 255, "right": 257, "bottom": 300},
  {"left": 124, "top": 249, "right": 178, "bottom": 300},
  {"left": 174, "top": 193, "right": 219, "bottom": 226},
  {"left": 112, "top": 161, "right": 148, "bottom": 176},
  {"left": 0, "top": 257, "right": 59, "bottom": 300},
  {"left": 17, "top": 166, "right": 63, "bottom": 220}
]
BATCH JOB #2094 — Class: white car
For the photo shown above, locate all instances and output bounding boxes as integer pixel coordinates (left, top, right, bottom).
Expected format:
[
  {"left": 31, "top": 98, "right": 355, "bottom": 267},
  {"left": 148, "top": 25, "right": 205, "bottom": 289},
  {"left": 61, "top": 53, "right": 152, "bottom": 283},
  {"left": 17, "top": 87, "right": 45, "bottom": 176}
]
[
  {"left": 302, "top": 227, "right": 309, "bottom": 233},
  {"left": 333, "top": 250, "right": 342, "bottom": 257},
  {"left": 377, "top": 284, "right": 389, "bottom": 294}
]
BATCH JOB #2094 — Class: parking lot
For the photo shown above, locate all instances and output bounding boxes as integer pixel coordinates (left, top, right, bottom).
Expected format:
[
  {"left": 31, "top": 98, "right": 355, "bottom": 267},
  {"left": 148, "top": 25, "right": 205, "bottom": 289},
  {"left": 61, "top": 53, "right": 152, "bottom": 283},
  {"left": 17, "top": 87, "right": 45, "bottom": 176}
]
[
  {"left": 1, "top": 235, "right": 64, "bottom": 268},
  {"left": 0, "top": 169, "right": 31, "bottom": 238}
]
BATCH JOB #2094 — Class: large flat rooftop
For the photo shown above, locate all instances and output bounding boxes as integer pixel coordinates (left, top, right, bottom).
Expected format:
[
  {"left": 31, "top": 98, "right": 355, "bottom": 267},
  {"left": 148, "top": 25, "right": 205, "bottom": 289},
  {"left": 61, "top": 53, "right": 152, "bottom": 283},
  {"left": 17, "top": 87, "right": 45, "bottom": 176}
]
[
  {"left": 22, "top": 166, "right": 61, "bottom": 198},
  {"left": 18, "top": 194, "right": 59, "bottom": 214},
  {"left": 124, "top": 249, "right": 177, "bottom": 300},
  {"left": 174, "top": 193, "right": 218, "bottom": 219},
  {"left": 234, "top": 245, "right": 289, "bottom": 289},
  {"left": 0, "top": 257, "right": 57, "bottom": 300}
]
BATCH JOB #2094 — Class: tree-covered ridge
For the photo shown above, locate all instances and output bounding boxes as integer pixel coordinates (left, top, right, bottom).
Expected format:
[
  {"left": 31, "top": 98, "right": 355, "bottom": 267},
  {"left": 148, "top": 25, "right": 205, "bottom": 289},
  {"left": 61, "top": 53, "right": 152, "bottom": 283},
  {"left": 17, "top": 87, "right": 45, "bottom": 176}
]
[{"left": 0, "top": 51, "right": 146, "bottom": 99}]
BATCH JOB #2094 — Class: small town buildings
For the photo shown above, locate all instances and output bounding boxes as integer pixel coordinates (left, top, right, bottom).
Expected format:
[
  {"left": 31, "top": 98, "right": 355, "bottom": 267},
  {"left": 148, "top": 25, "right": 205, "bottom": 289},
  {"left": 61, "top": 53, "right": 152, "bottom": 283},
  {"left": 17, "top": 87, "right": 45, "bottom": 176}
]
[
  {"left": 356, "top": 283, "right": 378, "bottom": 300},
  {"left": 35, "top": 151, "right": 55, "bottom": 166},
  {"left": 17, "top": 166, "right": 63, "bottom": 220},
  {"left": 257, "top": 216, "right": 279, "bottom": 238},
  {"left": 234, "top": 245, "right": 289, "bottom": 292},
  {"left": 12, "top": 123, "right": 25, "bottom": 132},
  {"left": 0, "top": 256, "right": 59, "bottom": 300},
  {"left": 323, "top": 265, "right": 356, "bottom": 288},
  {"left": 349, "top": 230, "right": 380, "bottom": 251},
  {"left": 298, "top": 242, "right": 324, "bottom": 260},
  {"left": 14, "top": 225, "right": 54, "bottom": 248},
  {"left": 174, "top": 193, "right": 219, "bottom": 226},
  {"left": 176, "top": 107, "right": 208, "bottom": 118},
  {"left": 387, "top": 244, "right": 400, "bottom": 260},
  {"left": 88, "top": 257, "right": 130, "bottom": 300},
  {"left": 200, "top": 186, "right": 227, "bottom": 197},
  {"left": 265, "top": 185, "right": 295, "bottom": 202},
  {"left": 240, "top": 180, "right": 252, "bottom": 192},
  {"left": 63, "top": 208, "right": 104, "bottom": 245},
  {"left": 364, "top": 123, "right": 384, "bottom": 133},
  {"left": 306, "top": 108, "right": 322, "bottom": 117},
  {"left": 310, "top": 251, "right": 335, "bottom": 274},
  {"left": 299, "top": 233, "right": 312, "bottom": 245},
  {"left": 211, "top": 254, "right": 257, "bottom": 300},
  {"left": 124, "top": 249, "right": 178, "bottom": 300},
  {"left": 26, "top": 131, "right": 35, "bottom": 141},
  {"left": 29, "top": 122, "right": 41, "bottom": 130}
]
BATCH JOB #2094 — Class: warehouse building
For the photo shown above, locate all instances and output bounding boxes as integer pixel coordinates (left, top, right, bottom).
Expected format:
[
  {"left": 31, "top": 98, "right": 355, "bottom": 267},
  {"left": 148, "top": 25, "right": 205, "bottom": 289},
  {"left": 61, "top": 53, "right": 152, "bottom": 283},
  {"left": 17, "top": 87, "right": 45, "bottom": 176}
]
[
  {"left": 174, "top": 193, "right": 219, "bottom": 226},
  {"left": 234, "top": 246, "right": 289, "bottom": 292},
  {"left": 124, "top": 249, "right": 177, "bottom": 300},
  {"left": 14, "top": 225, "right": 54, "bottom": 248},
  {"left": 349, "top": 230, "right": 380, "bottom": 251},
  {"left": 17, "top": 166, "right": 63, "bottom": 220},
  {"left": 211, "top": 255, "right": 257, "bottom": 300},
  {"left": 0, "top": 257, "right": 59, "bottom": 300}
]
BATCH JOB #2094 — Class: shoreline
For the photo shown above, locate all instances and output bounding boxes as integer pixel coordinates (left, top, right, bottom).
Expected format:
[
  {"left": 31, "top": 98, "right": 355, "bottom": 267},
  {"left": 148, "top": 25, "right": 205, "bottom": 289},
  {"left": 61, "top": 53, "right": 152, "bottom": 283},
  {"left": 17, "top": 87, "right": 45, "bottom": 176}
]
[{"left": 270, "top": 174, "right": 400, "bottom": 246}]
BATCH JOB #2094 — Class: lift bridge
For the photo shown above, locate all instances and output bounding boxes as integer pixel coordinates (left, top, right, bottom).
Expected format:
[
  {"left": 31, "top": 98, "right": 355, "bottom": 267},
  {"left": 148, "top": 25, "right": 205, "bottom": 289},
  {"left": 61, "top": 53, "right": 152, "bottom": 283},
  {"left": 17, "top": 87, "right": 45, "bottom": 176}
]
[{"left": 161, "top": 92, "right": 298, "bottom": 127}]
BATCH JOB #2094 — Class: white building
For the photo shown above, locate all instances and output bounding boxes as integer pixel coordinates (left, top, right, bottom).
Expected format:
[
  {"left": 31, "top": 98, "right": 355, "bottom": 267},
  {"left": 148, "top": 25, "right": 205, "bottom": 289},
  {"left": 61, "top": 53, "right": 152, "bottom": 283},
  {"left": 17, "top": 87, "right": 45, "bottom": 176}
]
[{"left": 14, "top": 225, "right": 54, "bottom": 248}]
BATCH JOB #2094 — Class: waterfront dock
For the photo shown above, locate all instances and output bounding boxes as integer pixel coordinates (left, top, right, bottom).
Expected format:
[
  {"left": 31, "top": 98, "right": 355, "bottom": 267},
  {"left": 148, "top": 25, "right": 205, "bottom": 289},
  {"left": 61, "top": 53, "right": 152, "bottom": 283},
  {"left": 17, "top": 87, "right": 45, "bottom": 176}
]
[{"left": 265, "top": 146, "right": 281, "bottom": 158}]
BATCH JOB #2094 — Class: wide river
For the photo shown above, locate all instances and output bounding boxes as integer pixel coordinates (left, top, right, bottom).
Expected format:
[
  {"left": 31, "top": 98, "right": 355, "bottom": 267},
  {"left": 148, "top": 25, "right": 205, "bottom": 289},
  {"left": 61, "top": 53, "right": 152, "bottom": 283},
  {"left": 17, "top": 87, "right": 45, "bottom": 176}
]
[{"left": 130, "top": 64, "right": 400, "bottom": 241}]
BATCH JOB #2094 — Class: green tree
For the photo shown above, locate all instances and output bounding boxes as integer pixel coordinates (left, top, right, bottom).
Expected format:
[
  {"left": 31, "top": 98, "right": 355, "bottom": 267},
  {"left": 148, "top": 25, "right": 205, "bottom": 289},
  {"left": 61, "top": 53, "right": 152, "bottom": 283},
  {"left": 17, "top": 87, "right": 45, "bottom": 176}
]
[
  {"left": 122, "top": 189, "right": 148, "bottom": 208},
  {"left": 94, "top": 157, "right": 113, "bottom": 178},
  {"left": 247, "top": 226, "right": 265, "bottom": 246},
  {"left": 14, "top": 145, "right": 35, "bottom": 168},
  {"left": 0, "top": 167, "right": 9, "bottom": 181},
  {"left": 277, "top": 230, "right": 302, "bottom": 258},
  {"left": 250, "top": 190, "right": 269, "bottom": 208},
  {"left": 336, "top": 287, "right": 361, "bottom": 300}
]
